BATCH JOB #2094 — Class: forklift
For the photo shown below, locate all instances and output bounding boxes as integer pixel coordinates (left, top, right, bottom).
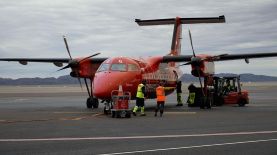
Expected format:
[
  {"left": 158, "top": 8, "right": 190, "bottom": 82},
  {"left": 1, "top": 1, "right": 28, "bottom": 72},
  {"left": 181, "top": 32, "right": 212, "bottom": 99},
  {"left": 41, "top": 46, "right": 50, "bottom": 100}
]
[{"left": 213, "top": 76, "right": 249, "bottom": 106}]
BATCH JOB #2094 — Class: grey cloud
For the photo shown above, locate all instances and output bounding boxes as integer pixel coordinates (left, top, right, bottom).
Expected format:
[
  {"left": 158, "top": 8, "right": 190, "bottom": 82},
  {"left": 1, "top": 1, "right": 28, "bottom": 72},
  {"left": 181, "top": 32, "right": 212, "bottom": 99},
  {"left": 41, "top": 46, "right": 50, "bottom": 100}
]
[{"left": 0, "top": 0, "right": 277, "bottom": 77}]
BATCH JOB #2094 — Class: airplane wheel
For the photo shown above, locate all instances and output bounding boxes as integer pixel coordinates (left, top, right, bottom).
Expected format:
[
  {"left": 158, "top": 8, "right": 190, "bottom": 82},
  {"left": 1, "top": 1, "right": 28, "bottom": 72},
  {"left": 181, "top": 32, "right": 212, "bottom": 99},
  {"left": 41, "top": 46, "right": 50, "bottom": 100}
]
[
  {"left": 215, "top": 97, "right": 224, "bottom": 106},
  {"left": 86, "top": 98, "right": 93, "bottom": 109},
  {"left": 86, "top": 97, "right": 99, "bottom": 109},
  {"left": 112, "top": 111, "right": 115, "bottom": 118},
  {"left": 125, "top": 111, "right": 131, "bottom": 118},
  {"left": 116, "top": 111, "right": 121, "bottom": 118},
  {"left": 104, "top": 108, "right": 108, "bottom": 115},
  {"left": 92, "top": 98, "right": 99, "bottom": 108},
  {"left": 238, "top": 99, "right": 247, "bottom": 107}
]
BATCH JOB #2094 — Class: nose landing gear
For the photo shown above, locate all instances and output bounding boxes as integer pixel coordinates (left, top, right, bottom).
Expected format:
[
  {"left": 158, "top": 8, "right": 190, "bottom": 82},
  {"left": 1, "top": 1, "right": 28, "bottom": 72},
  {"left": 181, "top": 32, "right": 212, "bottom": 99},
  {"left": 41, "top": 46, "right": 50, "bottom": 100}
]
[{"left": 86, "top": 97, "right": 99, "bottom": 108}]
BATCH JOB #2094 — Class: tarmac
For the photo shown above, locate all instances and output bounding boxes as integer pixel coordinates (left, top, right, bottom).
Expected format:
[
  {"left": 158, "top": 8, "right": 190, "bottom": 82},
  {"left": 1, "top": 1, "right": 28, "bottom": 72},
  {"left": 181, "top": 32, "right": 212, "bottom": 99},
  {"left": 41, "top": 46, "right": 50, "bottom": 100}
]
[{"left": 0, "top": 83, "right": 277, "bottom": 155}]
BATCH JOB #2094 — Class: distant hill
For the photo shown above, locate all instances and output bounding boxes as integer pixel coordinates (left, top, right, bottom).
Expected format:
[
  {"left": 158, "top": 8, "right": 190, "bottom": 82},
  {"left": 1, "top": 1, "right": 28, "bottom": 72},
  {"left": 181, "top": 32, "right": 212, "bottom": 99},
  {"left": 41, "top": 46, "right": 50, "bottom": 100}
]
[
  {"left": 0, "top": 75, "right": 79, "bottom": 85},
  {"left": 180, "top": 73, "right": 277, "bottom": 82},
  {"left": 1, "top": 73, "right": 277, "bottom": 85}
]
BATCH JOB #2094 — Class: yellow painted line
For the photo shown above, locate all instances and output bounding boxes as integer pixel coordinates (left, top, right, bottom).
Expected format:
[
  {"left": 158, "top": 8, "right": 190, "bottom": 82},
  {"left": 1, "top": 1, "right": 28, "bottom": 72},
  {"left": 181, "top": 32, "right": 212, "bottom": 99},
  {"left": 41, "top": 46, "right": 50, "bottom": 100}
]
[
  {"left": 92, "top": 113, "right": 105, "bottom": 117},
  {"left": 166, "top": 112, "right": 196, "bottom": 115},
  {"left": 59, "top": 118, "right": 70, "bottom": 121},
  {"left": 59, "top": 113, "right": 103, "bottom": 121},
  {"left": 0, "top": 119, "right": 53, "bottom": 124},
  {"left": 53, "top": 112, "right": 98, "bottom": 114},
  {"left": 71, "top": 117, "right": 87, "bottom": 121}
]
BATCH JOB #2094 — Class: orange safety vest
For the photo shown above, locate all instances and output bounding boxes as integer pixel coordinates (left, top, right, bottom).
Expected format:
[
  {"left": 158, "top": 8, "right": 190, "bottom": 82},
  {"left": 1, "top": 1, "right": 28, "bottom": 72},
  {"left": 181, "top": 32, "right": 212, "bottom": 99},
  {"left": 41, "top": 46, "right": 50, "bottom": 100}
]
[{"left": 156, "top": 86, "right": 166, "bottom": 102}]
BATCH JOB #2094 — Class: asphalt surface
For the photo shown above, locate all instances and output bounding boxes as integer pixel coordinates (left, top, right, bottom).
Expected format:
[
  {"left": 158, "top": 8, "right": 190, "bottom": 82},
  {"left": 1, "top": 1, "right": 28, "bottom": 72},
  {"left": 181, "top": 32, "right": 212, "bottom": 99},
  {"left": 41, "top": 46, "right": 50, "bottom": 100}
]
[{"left": 0, "top": 84, "right": 277, "bottom": 155}]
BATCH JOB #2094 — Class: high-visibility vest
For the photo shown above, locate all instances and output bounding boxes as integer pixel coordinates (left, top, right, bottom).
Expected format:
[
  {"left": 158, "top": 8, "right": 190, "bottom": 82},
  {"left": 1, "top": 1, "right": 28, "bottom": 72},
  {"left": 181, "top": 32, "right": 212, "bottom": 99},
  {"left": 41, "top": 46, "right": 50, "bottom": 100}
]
[
  {"left": 188, "top": 92, "right": 196, "bottom": 104},
  {"left": 136, "top": 84, "right": 144, "bottom": 98},
  {"left": 156, "top": 86, "right": 166, "bottom": 102}
]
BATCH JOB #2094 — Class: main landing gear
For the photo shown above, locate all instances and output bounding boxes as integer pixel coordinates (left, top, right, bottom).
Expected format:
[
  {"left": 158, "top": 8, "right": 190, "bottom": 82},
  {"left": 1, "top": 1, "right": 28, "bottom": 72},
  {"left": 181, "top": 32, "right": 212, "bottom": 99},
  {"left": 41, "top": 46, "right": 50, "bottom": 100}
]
[{"left": 84, "top": 78, "right": 99, "bottom": 109}]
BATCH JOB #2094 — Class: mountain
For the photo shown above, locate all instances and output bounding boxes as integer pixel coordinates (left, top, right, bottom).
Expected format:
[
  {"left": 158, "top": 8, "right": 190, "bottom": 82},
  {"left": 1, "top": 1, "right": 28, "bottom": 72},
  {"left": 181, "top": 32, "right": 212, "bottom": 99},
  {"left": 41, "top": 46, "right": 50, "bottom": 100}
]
[
  {"left": 0, "top": 75, "right": 79, "bottom": 85},
  {"left": 1, "top": 73, "right": 277, "bottom": 85},
  {"left": 180, "top": 73, "right": 277, "bottom": 82}
]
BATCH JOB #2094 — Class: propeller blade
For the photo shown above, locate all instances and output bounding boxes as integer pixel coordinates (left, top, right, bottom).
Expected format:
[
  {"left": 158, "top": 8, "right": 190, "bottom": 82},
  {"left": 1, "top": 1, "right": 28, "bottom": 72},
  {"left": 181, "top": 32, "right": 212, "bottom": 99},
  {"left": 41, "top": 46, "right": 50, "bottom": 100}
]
[
  {"left": 179, "top": 61, "right": 192, "bottom": 66},
  {"left": 77, "top": 77, "right": 83, "bottom": 90},
  {"left": 63, "top": 35, "right": 73, "bottom": 60},
  {"left": 57, "top": 64, "right": 70, "bottom": 71},
  {"left": 188, "top": 29, "right": 196, "bottom": 57},
  {"left": 196, "top": 68, "right": 205, "bottom": 97},
  {"left": 79, "top": 52, "right": 101, "bottom": 64},
  {"left": 184, "top": 61, "right": 192, "bottom": 65}
]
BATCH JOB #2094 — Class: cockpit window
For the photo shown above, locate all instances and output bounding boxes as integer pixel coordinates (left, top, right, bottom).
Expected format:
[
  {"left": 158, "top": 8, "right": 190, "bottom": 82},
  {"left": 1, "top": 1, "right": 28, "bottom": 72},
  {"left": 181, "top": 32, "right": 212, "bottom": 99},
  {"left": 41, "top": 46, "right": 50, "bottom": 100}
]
[
  {"left": 128, "top": 64, "right": 140, "bottom": 71},
  {"left": 97, "top": 63, "right": 110, "bottom": 72},
  {"left": 111, "top": 63, "right": 127, "bottom": 71}
]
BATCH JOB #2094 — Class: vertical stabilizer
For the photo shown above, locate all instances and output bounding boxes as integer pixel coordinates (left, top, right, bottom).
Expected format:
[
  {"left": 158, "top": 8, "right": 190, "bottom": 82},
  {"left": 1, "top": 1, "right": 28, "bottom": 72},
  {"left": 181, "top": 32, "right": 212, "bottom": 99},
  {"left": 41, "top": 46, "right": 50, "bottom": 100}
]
[
  {"left": 169, "top": 17, "right": 182, "bottom": 67},
  {"left": 135, "top": 15, "right": 226, "bottom": 67}
]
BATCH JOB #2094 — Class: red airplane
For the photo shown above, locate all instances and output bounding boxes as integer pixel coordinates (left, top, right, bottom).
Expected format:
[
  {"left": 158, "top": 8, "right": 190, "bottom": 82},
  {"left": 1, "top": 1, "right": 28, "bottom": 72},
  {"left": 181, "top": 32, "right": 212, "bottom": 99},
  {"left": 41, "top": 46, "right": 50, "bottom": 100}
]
[{"left": 1, "top": 15, "right": 277, "bottom": 111}]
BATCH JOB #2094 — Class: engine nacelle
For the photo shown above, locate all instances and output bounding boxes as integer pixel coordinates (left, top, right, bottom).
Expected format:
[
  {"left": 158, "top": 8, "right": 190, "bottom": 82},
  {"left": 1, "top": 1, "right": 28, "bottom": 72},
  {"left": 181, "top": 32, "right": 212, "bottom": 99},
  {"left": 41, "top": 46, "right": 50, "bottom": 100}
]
[
  {"left": 191, "top": 61, "right": 215, "bottom": 77},
  {"left": 70, "top": 59, "right": 102, "bottom": 78}
]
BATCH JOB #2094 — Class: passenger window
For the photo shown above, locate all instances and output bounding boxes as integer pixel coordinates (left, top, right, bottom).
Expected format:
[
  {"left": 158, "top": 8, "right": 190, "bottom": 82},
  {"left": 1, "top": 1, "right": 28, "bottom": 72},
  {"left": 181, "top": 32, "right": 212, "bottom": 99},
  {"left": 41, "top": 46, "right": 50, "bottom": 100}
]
[
  {"left": 128, "top": 64, "right": 139, "bottom": 71},
  {"left": 97, "top": 63, "right": 110, "bottom": 72},
  {"left": 111, "top": 63, "right": 126, "bottom": 71}
]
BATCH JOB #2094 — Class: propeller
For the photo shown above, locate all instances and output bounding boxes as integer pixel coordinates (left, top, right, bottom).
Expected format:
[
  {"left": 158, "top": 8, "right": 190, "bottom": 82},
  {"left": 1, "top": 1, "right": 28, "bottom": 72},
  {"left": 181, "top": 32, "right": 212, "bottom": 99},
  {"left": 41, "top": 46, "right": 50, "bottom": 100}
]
[
  {"left": 59, "top": 36, "right": 100, "bottom": 90},
  {"left": 187, "top": 29, "right": 205, "bottom": 98},
  {"left": 57, "top": 53, "right": 100, "bottom": 72},
  {"left": 180, "top": 30, "right": 229, "bottom": 106}
]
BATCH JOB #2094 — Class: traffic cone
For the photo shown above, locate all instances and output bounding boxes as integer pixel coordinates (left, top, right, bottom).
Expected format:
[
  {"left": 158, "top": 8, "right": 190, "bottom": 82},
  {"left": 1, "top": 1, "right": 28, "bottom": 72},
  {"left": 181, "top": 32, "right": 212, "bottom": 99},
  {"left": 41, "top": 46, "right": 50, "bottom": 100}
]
[{"left": 118, "top": 85, "right": 123, "bottom": 96}]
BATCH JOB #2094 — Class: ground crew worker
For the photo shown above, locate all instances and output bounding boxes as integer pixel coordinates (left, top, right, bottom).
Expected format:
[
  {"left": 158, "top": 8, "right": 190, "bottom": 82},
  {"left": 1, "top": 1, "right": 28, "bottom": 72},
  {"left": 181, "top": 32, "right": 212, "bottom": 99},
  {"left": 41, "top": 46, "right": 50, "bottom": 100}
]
[
  {"left": 133, "top": 80, "right": 146, "bottom": 116},
  {"left": 223, "top": 80, "right": 233, "bottom": 95},
  {"left": 176, "top": 80, "right": 183, "bottom": 106},
  {"left": 155, "top": 82, "right": 166, "bottom": 117},
  {"left": 187, "top": 83, "right": 196, "bottom": 106}
]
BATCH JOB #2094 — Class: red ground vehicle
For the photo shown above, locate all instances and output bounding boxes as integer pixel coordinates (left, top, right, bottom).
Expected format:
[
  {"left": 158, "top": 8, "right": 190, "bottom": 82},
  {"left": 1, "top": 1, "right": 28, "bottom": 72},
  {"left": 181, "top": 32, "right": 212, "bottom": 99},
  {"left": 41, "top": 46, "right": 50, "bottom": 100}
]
[
  {"left": 110, "top": 90, "right": 132, "bottom": 118},
  {"left": 213, "top": 76, "right": 249, "bottom": 106}
]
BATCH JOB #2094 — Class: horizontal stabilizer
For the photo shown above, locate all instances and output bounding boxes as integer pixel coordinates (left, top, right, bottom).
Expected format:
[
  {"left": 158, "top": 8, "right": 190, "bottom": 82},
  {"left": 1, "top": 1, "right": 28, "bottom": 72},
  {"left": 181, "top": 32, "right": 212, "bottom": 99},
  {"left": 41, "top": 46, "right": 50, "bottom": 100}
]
[{"left": 135, "top": 15, "right": 225, "bottom": 26}]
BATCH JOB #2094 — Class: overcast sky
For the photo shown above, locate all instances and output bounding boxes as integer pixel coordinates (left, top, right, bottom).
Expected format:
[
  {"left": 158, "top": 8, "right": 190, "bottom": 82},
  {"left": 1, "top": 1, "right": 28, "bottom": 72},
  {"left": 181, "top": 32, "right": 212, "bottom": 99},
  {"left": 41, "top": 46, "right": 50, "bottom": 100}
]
[{"left": 0, "top": 0, "right": 277, "bottom": 78}]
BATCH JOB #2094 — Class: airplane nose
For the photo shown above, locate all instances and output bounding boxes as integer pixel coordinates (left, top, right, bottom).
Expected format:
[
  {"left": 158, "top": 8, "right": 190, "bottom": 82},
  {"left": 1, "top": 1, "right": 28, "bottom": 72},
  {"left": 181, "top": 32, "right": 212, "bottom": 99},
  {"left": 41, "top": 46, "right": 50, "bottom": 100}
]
[
  {"left": 93, "top": 76, "right": 112, "bottom": 99},
  {"left": 93, "top": 72, "right": 135, "bottom": 100}
]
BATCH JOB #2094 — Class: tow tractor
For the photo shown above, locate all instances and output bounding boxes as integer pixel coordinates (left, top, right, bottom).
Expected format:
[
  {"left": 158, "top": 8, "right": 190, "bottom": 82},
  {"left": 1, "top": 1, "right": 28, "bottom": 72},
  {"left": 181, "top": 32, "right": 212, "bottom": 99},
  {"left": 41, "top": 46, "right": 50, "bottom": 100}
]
[{"left": 213, "top": 76, "right": 249, "bottom": 106}]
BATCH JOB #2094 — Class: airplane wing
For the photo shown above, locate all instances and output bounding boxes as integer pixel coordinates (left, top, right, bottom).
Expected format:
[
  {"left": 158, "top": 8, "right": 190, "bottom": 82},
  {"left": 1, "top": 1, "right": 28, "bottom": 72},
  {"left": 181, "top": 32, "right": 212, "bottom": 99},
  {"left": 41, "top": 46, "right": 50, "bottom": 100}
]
[
  {"left": 213, "top": 52, "right": 277, "bottom": 61},
  {"left": 0, "top": 57, "right": 108, "bottom": 67},
  {"left": 162, "top": 52, "right": 277, "bottom": 63}
]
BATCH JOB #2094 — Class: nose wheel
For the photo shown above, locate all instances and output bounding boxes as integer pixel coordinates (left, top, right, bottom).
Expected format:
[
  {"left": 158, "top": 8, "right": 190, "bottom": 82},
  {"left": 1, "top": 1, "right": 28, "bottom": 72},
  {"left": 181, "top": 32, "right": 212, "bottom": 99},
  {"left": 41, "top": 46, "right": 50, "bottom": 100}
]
[
  {"left": 104, "top": 101, "right": 112, "bottom": 115},
  {"left": 86, "top": 97, "right": 99, "bottom": 109}
]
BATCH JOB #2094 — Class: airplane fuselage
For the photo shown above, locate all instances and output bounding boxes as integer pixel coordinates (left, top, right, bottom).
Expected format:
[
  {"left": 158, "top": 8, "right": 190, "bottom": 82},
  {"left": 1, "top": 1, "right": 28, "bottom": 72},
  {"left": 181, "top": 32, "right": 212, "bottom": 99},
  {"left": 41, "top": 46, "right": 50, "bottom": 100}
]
[{"left": 93, "top": 56, "right": 182, "bottom": 100}]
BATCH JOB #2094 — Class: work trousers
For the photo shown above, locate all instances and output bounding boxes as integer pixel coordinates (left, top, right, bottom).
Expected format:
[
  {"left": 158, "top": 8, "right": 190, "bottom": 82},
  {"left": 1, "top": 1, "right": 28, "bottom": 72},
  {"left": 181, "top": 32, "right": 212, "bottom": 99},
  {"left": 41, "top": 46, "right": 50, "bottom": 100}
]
[
  {"left": 133, "top": 98, "right": 145, "bottom": 114},
  {"left": 177, "top": 93, "right": 182, "bottom": 104},
  {"left": 155, "top": 101, "right": 165, "bottom": 115}
]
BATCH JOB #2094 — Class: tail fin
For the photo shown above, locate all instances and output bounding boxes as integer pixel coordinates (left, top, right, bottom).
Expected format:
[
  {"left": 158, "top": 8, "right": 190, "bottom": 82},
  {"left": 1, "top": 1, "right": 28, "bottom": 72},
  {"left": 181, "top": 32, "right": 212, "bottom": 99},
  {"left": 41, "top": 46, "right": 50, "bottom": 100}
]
[
  {"left": 135, "top": 15, "right": 225, "bottom": 66},
  {"left": 170, "top": 17, "right": 182, "bottom": 57}
]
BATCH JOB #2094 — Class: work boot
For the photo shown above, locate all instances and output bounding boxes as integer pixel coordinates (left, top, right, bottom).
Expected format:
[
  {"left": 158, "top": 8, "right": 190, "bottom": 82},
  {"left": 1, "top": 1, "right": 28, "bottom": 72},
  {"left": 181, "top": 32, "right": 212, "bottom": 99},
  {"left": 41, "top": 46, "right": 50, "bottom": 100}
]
[
  {"left": 132, "top": 112, "right": 136, "bottom": 116},
  {"left": 140, "top": 113, "right": 146, "bottom": 116}
]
